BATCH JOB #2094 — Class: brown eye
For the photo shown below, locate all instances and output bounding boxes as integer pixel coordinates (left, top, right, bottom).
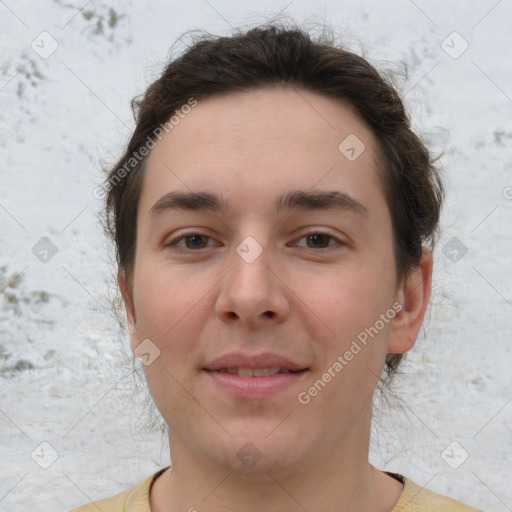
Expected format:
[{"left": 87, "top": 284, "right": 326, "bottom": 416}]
[
  {"left": 165, "top": 233, "right": 216, "bottom": 251},
  {"left": 305, "top": 234, "right": 333, "bottom": 248},
  {"left": 182, "top": 234, "right": 209, "bottom": 249},
  {"left": 294, "top": 232, "right": 343, "bottom": 249}
]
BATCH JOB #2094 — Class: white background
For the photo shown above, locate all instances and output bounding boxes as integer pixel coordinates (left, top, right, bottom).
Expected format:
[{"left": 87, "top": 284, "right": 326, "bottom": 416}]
[{"left": 0, "top": 1, "right": 511, "bottom": 510}]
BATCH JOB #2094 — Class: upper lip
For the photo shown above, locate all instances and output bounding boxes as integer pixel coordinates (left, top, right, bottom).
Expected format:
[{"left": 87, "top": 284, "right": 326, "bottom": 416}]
[{"left": 203, "top": 352, "right": 308, "bottom": 372}]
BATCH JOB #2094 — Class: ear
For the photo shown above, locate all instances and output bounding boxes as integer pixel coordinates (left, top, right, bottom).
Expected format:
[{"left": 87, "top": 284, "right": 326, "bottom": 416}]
[
  {"left": 117, "top": 268, "right": 138, "bottom": 352},
  {"left": 387, "top": 247, "right": 433, "bottom": 354}
]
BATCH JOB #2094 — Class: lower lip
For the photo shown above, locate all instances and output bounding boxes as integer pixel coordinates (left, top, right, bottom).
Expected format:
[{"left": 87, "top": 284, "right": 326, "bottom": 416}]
[{"left": 204, "top": 370, "right": 309, "bottom": 398}]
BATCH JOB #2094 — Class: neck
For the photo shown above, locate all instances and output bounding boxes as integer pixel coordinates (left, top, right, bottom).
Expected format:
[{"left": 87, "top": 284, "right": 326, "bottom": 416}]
[{"left": 150, "top": 409, "right": 403, "bottom": 512}]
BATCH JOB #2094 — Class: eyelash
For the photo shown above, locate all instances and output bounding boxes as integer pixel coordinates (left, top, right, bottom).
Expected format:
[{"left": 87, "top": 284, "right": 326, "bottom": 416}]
[{"left": 164, "top": 231, "right": 345, "bottom": 252}]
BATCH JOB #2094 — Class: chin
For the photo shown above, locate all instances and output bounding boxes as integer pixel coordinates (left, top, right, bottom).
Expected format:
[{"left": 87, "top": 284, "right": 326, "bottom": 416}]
[{"left": 207, "top": 423, "right": 307, "bottom": 475}]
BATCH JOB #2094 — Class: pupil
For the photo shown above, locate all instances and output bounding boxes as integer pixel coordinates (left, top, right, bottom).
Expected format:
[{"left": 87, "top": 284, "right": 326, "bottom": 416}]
[
  {"left": 309, "top": 234, "right": 326, "bottom": 247},
  {"left": 188, "top": 235, "right": 204, "bottom": 247}
]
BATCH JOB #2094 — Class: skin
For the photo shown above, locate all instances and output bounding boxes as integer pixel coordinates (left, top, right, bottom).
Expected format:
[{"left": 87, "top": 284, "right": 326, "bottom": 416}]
[{"left": 118, "top": 87, "right": 433, "bottom": 512}]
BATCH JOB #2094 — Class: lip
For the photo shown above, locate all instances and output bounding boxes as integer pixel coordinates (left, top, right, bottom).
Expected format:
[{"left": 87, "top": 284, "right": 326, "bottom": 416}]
[
  {"left": 204, "top": 352, "right": 307, "bottom": 372},
  {"left": 204, "top": 369, "right": 309, "bottom": 398},
  {"left": 203, "top": 351, "right": 310, "bottom": 398}
]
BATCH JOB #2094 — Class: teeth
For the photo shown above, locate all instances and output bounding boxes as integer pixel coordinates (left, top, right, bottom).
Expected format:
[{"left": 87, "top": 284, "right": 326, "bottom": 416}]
[
  {"left": 238, "top": 367, "right": 254, "bottom": 377},
  {"left": 216, "top": 367, "right": 290, "bottom": 377}
]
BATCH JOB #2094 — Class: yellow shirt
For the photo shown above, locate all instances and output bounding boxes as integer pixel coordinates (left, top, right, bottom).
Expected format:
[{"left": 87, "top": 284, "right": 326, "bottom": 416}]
[{"left": 69, "top": 468, "right": 484, "bottom": 511}]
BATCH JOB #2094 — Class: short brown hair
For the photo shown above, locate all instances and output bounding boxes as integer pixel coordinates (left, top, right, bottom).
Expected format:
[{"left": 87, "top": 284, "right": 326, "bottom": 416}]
[{"left": 103, "top": 21, "right": 444, "bottom": 378}]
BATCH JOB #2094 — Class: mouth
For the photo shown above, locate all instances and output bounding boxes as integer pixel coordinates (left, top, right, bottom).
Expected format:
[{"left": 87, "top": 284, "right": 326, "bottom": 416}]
[
  {"left": 209, "top": 367, "right": 307, "bottom": 377},
  {"left": 203, "top": 363, "right": 309, "bottom": 398}
]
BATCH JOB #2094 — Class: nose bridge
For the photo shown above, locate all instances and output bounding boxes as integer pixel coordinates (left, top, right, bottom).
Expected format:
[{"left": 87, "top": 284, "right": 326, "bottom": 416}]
[
  {"left": 231, "top": 234, "right": 274, "bottom": 300},
  {"left": 215, "top": 233, "right": 289, "bottom": 324}
]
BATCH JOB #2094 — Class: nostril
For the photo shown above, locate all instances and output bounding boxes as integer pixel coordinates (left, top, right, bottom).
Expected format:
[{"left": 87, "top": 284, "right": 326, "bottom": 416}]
[{"left": 264, "top": 311, "right": 275, "bottom": 318}]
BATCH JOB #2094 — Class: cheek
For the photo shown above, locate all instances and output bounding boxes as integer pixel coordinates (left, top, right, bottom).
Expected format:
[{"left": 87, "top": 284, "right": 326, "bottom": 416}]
[
  {"left": 301, "top": 269, "right": 396, "bottom": 418},
  {"left": 132, "top": 264, "right": 213, "bottom": 421},
  {"left": 310, "top": 259, "right": 396, "bottom": 337},
  {"left": 131, "top": 260, "right": 225, "bottom": 385},
  {"left": 302, "top": 256, "right": 397, "bottom": 403},
  {"left": 133, "top": 261, "right": 208, "bottom": 338}
]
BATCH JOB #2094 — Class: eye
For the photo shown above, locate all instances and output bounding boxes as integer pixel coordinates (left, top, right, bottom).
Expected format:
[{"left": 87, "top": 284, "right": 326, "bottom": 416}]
[
  {"left": 294, "top": 232, "right": 344, "bottom": 249},
  {"left": 164, "top": 231, "right": 344, "bottom": 252},
  {"left": 164, "top": 233, "right": 217, "bottom": 251}
]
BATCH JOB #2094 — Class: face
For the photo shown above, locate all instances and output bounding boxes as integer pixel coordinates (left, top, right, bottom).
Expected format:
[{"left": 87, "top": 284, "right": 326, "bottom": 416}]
[{"left": 120, "top": 87, "right": 428, "bottom": 475}]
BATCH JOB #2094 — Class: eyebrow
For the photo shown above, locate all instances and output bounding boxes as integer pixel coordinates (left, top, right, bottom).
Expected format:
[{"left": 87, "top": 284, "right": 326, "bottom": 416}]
[{"left": 148, "top": 189, "right": 368, "bottom": 218}]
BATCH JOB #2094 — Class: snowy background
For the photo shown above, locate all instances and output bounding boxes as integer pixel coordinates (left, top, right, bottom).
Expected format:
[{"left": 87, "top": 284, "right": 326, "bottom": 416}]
[{"left": 1, "top": 1, "right": 511, "bottom": 510}]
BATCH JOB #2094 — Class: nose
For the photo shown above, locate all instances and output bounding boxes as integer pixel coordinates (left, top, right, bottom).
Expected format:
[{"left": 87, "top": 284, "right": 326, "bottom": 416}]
[{"left": 214, "top": 237, "right": 291, "bottom": 329}]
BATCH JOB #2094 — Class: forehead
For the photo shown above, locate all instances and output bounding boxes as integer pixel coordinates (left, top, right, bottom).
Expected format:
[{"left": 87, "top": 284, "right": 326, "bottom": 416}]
[{"left": 139, "top": 87, "right": 383, "bottom": 218}]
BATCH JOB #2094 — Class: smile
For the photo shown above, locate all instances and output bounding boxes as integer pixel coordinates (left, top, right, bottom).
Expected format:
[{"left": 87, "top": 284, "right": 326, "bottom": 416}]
[{"left": 214, "top": 367, "right": 297, "bottom": 377}]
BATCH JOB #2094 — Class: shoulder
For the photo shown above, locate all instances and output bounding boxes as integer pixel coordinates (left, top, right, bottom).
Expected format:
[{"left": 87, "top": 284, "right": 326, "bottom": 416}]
[
  {"left": 68, "top": 467, "right": 169, "bottom": 512},
  {"left": 68, "top": 488, "right": 129, "bottom": 512},
  {"left": 393, "top": 476, "right": 485, "bottom": 512}
]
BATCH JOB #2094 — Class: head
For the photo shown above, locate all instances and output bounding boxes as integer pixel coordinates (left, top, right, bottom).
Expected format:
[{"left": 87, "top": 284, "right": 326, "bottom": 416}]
[{"left": 104, "top": 23, "right": 443, "bottom": 473}]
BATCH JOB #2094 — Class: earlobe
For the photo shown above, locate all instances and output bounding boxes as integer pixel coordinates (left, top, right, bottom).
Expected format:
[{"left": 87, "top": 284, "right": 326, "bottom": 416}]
[{"left": 387, "top": 248, "right": 433, "bottom": 354}]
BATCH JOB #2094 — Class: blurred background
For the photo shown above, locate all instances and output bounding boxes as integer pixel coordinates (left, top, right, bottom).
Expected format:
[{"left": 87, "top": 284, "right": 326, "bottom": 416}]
[{"left": 0, "top": 1, "right": 511, "bottom": 510}]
